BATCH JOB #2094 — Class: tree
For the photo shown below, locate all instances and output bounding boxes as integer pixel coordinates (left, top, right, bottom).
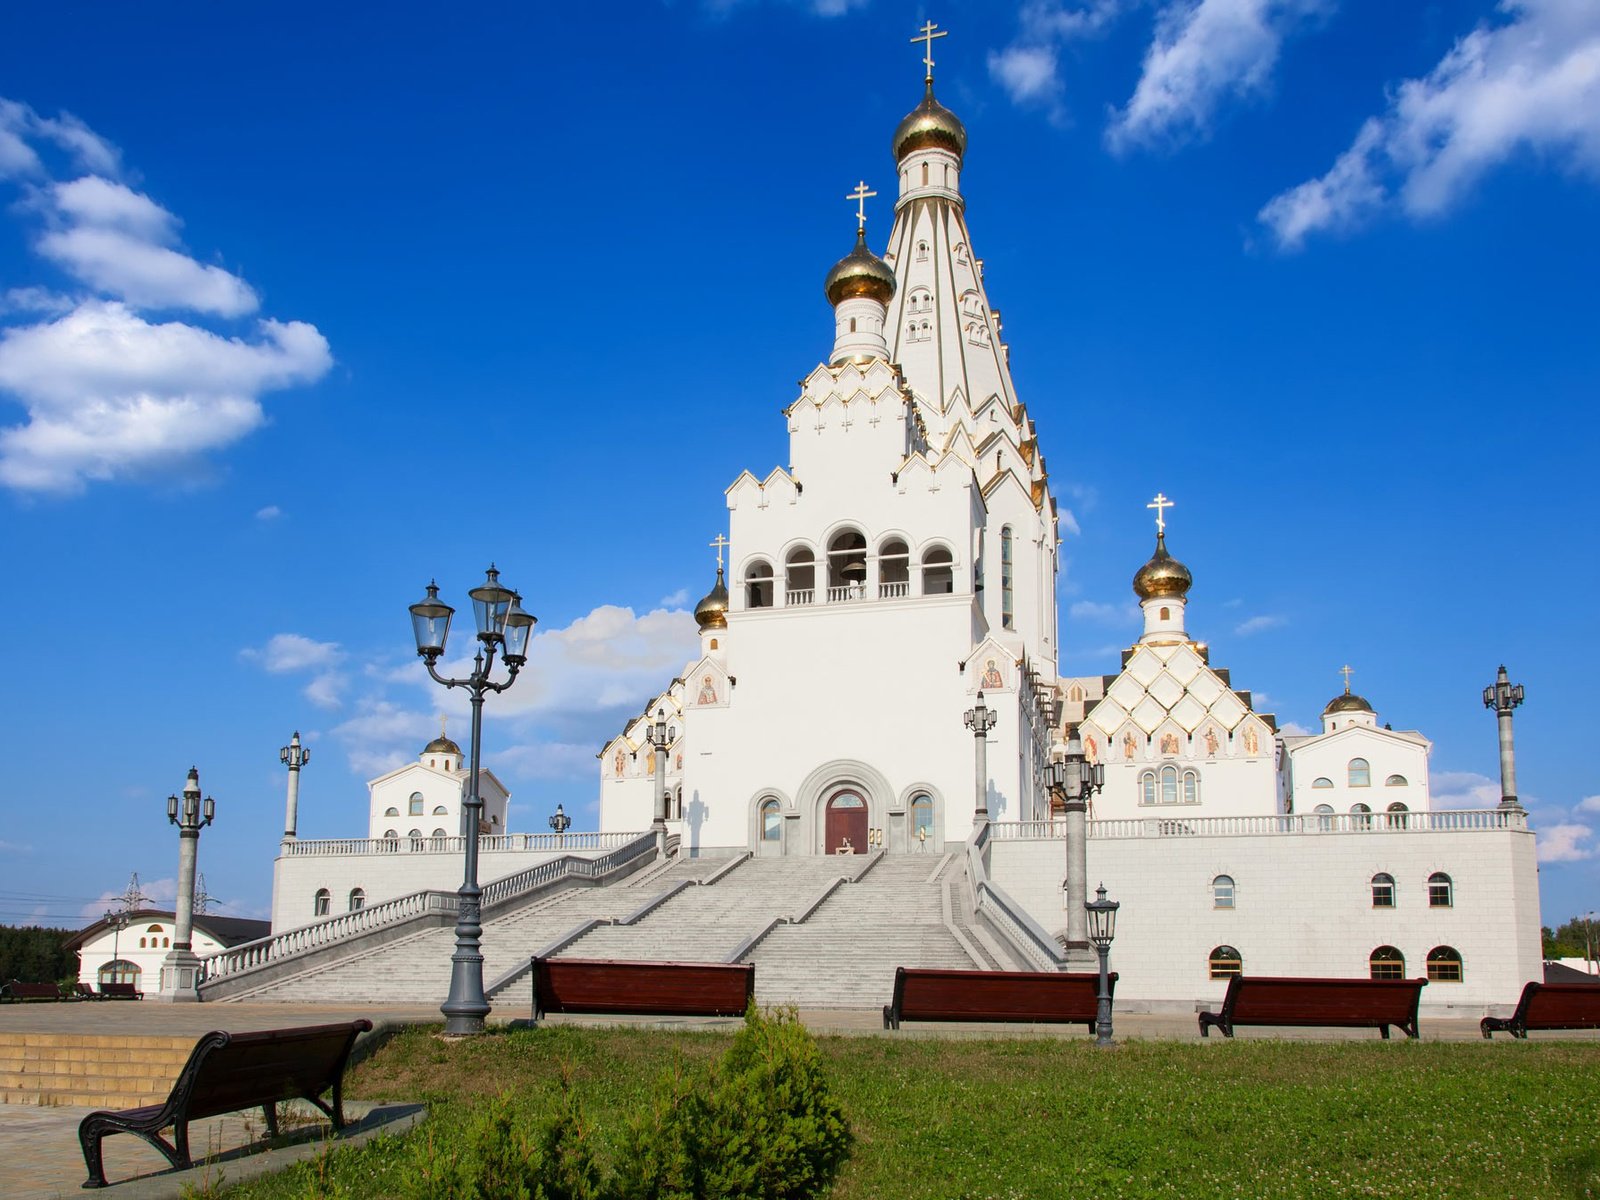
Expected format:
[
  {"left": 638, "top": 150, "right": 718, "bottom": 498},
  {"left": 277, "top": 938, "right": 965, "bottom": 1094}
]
[{"left": 0, "top": 926, "right": 78, "bottom": 983}]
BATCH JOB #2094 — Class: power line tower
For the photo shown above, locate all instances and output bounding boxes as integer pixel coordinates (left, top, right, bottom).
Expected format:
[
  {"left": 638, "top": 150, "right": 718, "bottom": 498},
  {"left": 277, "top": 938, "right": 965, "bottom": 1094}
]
[
  {"left": 193, "top": 873, "right": 214, "bottom": 917},
  {"left": 120, "top": 872, "right": 152, "bottom": 912}
]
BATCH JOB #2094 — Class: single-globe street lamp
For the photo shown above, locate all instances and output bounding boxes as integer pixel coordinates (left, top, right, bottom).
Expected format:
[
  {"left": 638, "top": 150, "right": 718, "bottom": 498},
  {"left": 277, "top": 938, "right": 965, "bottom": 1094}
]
[
  {"left": 158, "top": 767, "right": 215, "bottom": 1002},
  {"left": 964, "top": 691, "right": 998, "bottom": 822},
  {"left": 1482, "top": 665, "right": 1526, "bottom": 811},
  {"left": 279, "top": 731, "right": 311, "bottom": 840},
  {"left": 1046, "top": 724, "right": 1105, "bottom": 951},
  {"left": 409, "top": 565, "right": 537, "bottom": 1036},
  {"left": 1085, "top": 882, "right": 1120, "bottom": 1048},
  {"left": 549, "top": 803, "right": 572, "bottom": 845}
]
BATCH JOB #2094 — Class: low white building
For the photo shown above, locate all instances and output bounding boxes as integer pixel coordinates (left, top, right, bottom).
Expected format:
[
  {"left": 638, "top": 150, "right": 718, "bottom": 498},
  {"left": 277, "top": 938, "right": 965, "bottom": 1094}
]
[
  {"left": 367, "top": 728, "right": 509, "bottom": 842},
  {"left": 67, "top": 910, "right": 269, "bottom": 995}
]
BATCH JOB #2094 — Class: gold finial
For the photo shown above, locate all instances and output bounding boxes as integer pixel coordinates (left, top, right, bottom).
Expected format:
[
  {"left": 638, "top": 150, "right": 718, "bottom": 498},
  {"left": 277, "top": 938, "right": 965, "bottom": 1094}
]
[
  {"left": 847, "top": 180, "right": 876, "bottom": 233},
  {"left": 1147, "top": 492, "right": 1174, "bottom": 534},
  {"left": 710, "top": 533, "right": 730, "bottom": 572},
  {"left": 912, "top": 20, "right": 947, "bottom": 82},
  {"left": 440, "top": 714, "right": 447, "bottom": 738},
  {"left": 1340, "top": 664, "right": 1354, "bottom": 694}
]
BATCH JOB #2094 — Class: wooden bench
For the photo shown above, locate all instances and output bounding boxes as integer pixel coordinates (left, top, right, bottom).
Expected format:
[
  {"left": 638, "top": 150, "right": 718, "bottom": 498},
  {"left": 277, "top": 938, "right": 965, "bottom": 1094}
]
[
  {"left": 882, "top": 967, "right": 1114, "bottom": 1031},
  {"left": 1481, "top": 981, "right": 1600, "bottom": 1039},
  {"left": 78, "top": 1019, "right": 372, "bottom": 1189},
  {"left": 1, "top": 980, "right": 64, "bottom": 1002},
  {"left": 531, "top": 957, "right": 754, "bottom": 1022},
  {"left": 1198, "top": 975, "right": 1427, "bottom": 1039},
  {"left": 97, "top": 981, "right": 142, "bottom": 1000}
]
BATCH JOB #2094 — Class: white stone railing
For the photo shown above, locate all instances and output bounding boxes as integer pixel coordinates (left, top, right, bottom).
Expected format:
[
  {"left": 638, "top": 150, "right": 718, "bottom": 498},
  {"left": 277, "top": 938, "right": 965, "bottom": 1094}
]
[
  {"left": 786, "top": 588, "right": 814, "bottom": 606},
  {"left": 281, "top": 830, "right": 644, "bottom": 857},
  {"left": 966, "top": 821, "right": 1070, "bottom": 972},
  {"left": 988, "top": 809, "right": 1527, "bottom": 842},
  {"left": 201, "top": 831, "right": 657, "bottom": 984},
  {"left": 879, "top": 581, "right": 910, "bottom": 599},
  {"left": 825, "top": 584, "right": 867, "bottom": 603}
]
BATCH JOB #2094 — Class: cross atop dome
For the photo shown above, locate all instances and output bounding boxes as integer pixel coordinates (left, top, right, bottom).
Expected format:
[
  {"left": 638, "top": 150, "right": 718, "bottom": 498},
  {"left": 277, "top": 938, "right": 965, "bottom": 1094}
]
[
  {"left": 912, "top": 20, "right": 947, "bottom": 82},
  {"left": 710, "top": 533, "right": 730, "bottom": 572},
  {"left": 847, "top": 181, "right": 876, "bottom": 233},
  {"left": 1147, "top": 492, "right": 1174, "bottom": 534},
  {"left": 1340, "top": 664, "right": 1355, "bottom": 693}
]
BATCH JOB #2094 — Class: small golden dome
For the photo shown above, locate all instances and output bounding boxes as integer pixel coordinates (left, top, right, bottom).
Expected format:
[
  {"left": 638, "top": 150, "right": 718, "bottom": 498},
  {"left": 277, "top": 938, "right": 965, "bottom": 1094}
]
[
  {"left": 424, "top": 735, "right": 461, "bottom": 756},
  {"left": 824, "top": 228, "right": 896, "bottom": 307},
  {"left": 1323, "top": 690, "right": 1374, "bottom": 716},
  {"left": 893, "top": 80, "right": 967, "bottom": 163},
  {"left": 1132, "top": 532, "right": 1192, "bottom": 601},
  {"left": 694, "top": 568, "right": 729, "bottom": 631}
]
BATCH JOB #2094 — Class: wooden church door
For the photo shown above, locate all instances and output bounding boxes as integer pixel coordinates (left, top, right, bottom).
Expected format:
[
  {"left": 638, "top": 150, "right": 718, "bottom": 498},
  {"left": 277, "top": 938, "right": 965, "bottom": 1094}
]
[{"left": 825, "top": 790, "right": 868, "bottom": 854}]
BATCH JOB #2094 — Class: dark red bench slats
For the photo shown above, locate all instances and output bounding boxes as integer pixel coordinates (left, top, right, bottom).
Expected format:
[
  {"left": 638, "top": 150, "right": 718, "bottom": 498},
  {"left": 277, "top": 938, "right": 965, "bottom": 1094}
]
[
  {"left": 1199, "top": 976, "right": 1427, "bottom": 1039},
  {"left": 2, "top": 981, "right": 63, "bottom": 1001},
  {"left": 884, "top": 967, "right": 1114, "bottom": 1030},
  {"left": 1482, "top": 981, "right": 1600, "bottom": 1038},
  {"left": 533, "top": 957, "right": 754, "bottom": 1020}
]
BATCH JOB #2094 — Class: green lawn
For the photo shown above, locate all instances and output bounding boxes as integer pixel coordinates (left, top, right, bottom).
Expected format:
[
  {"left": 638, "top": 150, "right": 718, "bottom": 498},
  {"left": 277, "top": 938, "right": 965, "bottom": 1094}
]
[{"left": 223, "top": 1024, "right": 1600, "bottom": 1199}]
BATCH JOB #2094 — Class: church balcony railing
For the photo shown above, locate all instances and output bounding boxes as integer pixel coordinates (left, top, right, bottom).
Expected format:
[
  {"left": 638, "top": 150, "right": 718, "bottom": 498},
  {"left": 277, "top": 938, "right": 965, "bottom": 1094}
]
[
  {"left": 280, "top": 830, "right": 642, "bottom": 857},
  {"left": 200, "top": 831, "right": 657, "bottom": 988},
  {"left": 879, "top": 581, "right": 910, "bottom": 599},
  {"left": 785, "top": 588, "right": 814, "bottom": 606},
  {"left": 988, "top": 809, "right": 1527, "bottom": 841},
  {"left": 826, "top": 584, "right": 868, "bottom": 603}
]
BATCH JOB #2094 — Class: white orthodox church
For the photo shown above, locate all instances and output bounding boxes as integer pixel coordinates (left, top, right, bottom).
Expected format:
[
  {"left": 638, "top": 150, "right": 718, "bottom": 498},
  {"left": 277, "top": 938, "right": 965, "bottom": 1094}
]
[{"left": 252, "top": 41, "right": 1542, "bottom": 1014}]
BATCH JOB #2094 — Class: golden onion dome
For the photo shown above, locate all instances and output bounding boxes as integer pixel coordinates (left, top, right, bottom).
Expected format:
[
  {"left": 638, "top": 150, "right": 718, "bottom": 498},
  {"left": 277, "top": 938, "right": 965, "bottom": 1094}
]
[
  {"left": 824, "top": 228, "right": 896, "bottom": 307},
  {"left": 424, "top": 735, "right": 462, "bottom": 756},
  {"left": 1323, "top": 690, "right": 1375, "bottom": 716},
  {"left": 893, "top": 80, "right": 967, "bottom": 163},
  {"left": 1132, "top": 532, "right": 1193, "bottom": 601},
  {"left": 694, "top": 567, "right": 729, "bottom": 631}
]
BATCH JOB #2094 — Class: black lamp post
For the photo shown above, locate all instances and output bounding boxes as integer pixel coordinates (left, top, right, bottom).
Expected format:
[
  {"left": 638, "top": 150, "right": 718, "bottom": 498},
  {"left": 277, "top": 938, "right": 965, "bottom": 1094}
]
[
  {"left": 158, "top": 767, "right": 216, "bottom": 1001},
  {"left": 1085, "top": 882, "right": 1120, "bottom": 1047},
  {"left": 548, "top": 803, "right": 572, "bottom": 845},
  {"left": 409, "top": 565, "right": 537, "bottom": 1036},
  {"left": 1046, "top": 725, "right": 1105, "bottom": 951},
  {"left": 1482, "top": 665, "right": 1525, "bottom": 810}
]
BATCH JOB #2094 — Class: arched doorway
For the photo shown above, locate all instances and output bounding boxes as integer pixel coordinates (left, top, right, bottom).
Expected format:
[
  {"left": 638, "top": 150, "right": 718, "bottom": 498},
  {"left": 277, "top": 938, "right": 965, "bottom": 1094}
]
[{"left": 824, "top": 789, "right": 868, "bottom": 854}]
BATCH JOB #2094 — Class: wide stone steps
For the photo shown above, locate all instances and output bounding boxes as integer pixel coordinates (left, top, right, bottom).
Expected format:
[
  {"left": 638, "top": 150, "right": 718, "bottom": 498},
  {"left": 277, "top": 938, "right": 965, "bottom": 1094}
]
[{"left": 0, "top": 1033, "right": 191, "bottom": 1108}]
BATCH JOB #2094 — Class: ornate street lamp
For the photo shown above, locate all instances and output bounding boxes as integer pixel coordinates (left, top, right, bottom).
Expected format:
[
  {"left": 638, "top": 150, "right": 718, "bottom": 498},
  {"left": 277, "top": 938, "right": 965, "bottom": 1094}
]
[
  {"left": 1047, "top": 725, "right": 1105, "bottom": 951},
  {"left": 408, "top": 565, "right": 537, "bottom": 1036},
  {"left": 964, "top": 691, "right": 998, "bottom": 822},
  {"left": 158, "top": 767, "right": 215, "bottom": 1002},
  {"left": 279, "top": 730, "right": 311, "bottom": 841},
  {"left": 101, "top": 909, "right": 131, "bottom": 985},
  {"left": 1482, "top": 665, "right": 1526, "bottom": 811},
  {"left": 548, "top": 803, "right": 572, "bottom": 844},
  {"left": 644, "top": 707, "right": 672, "bottom": 854},
  {"left": 1085, "top": 882, "right": 1120, "bottom": 1048}
]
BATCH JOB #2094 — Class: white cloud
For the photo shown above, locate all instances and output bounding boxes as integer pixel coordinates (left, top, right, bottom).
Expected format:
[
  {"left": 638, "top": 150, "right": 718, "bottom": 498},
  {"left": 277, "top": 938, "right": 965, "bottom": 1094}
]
[
  {"left": 1577, "top": 794, "right": 1600, "bottom": 814},
  {"left": 0, "top": 301, "right": 331, "bottom": 493},
  {"left": 1537, "top": 822, "right": 1596, "bottom": 863},
  {"left": 1234, "top": 613, "right": 1286, "bottom": 635},
  {"left": 989, "top": 1, "right": 1126, "bottom": 112},
  {"left": 1, "top": 287, "right": 73, "bottom": 316},
  {"left": 491, "top": 741, "right": 605, "bottom": 782},
  {"left": 0, "top": 99, "right": 119, "bottom": 181},
  {"left": 1430, "top": 769, "right": 1501, "bottom": 809},
  {"left": 659, "top": 588, "right": 690, "bottom": 608},
  {"left": 39, "top": 226, "right": 259, "bottom": 317},
  {"left": 990, "top": 45, "right": 1063, "bottom": 106},
  {"left": 1260, "top": 0, "right": 1600, "bottom": 248},
  {"left": 0, "top": 839, "right": 33, "bottom": 854},
  {"left": 1278, "top": 720, "right": 1313, "bottom": 736},
  {"left": 255, "top": 504, "right": 281, "bottom": 521},
  {"left": 304, "top": 671, "right": 347, "bottom": 711},
  {"left": 1070, "top": 598, "right": 1139, "bottom": 623},
  {"left": 1058, "top": 507, "right": 1082, "bottom": 537},
  {"left": 241, "top": 632, "right": 344, "bottom": 674},
  {"left": 1108, "top": 0, "right": 1332, "bottom": 152},
  {"left": 331, "top": 700, "right": 438, "bottom": 779}
]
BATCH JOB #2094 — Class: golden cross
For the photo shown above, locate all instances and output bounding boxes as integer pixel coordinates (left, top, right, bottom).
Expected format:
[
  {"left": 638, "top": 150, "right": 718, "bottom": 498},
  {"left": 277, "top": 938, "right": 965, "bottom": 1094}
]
[
  {"left": 847, "top": 181, "right": 876, "bottom": 232},
  {"left": 710, "top": 533, "right": 730, "bottom": 571},
  {"left": 912, "top": 20, "right": 947, "bottom": 80},
  {"left": 1147, "top": 492, "right": 1174, "bottom": 534},
  {"left": 440, "top": 714, "right": 447, "bottom": 738},
  {"left": 1340, "top": 664, "right": 1354, "bottom": 693}
]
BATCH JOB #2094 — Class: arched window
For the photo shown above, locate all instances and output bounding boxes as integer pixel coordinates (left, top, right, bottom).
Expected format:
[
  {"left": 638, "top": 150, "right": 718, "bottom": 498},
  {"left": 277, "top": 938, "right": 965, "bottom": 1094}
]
[
  {"left": 408, "top": 828, "right": 422, "bottom": 839},
  {"left": 1426, "top": 946, "right": 1464, "bottom": 983},
  {"left": 409, "top": 791, "right": 425, "bottom": 816},
  {"left": 1348, "top": 759, "right": 1371, "bottom": 788},
  {"left": 916, "top": 239, "right": 929, "bottom": 260},
  {"left": 1313, "top": 803, "right": 1334, "bottom": 831},
  {"left": 1386, "top": 801, "right": 1409, "bottom": 828},
  {"left": 1351, "top": 802, "right": 1372, "bottom": 829},
  {"left": 1371, "top": 872, "right": 1395, "bottom": 908},
  {"left": 1000, "top": 526, "right": 1014, "bottom": 629},
  {"left": 348, "top": 888, "right": 365, "bottom": 912},
  {"left": 1182, "top": 769, "right": 1200, "bottom": 805},
  {"left": 745, "top": 559, "right": 775, "bottom": 608},
  {"left": 433, "top": 828, "right": 448, "bottom": 838},
  {"left": 314, "top": 888, "right": 331, "bottom": 917},
  {"left": 146, "top": 924, "right": 163, "bottom": 933},
  {"left": 1385, "top": 774, "right": 1408, "bottom": 787},
  {"left": 909, "top": 287, "right": 932, "bottom": 314},
  {"left": 138, "top": 937, "right": 147, "bottom": 948},
  {"left": 384, "top": 806, "right": 399, "bottom": 817},
  {"left": 1369, "top": 946, "right": 1405, "bottom": 980},
  {"left": 921, "top": 546, "right": 954, "bottom": 595},
  {"left": 921, "top": 162, "right": 929, "bottom": 186},
  {"left": 785, "top": 548, "right": 816, "bottom": 603},
  {"left": 1428, "top": 872, "right": 1453, "bottom": 908},
  {"left": 1139, "top": 771, "right": 1156, "bottom": 806},
  {"left": 384, "top": 829, "right": 398, "bottom": 841},
  {"left": 760, "top": 798, "right": 782, "bottom": 842},
  {"left": 1311, "top": 778, "right": 1333, "bottom": 789},
  {"left": 878, "top": 539, "right": 910, "bottom": 598},
  {"left": 1209, "top": 946, "right": 1242, "bottom": 979},
  {"left": 1160, "top": 765, "right": 1178, "bottom": 805},
  {"left": 1212, "top": 875, "right": 1235, "bottom": 909},
  {"left": 433, "top": 805, "right": 448, "bottom": 815},
  {"left": 826, "top": 528, "right": 867, "bottom": 594},
  {"left": 98, "top": 960, "right": 139, "bottom": 987},
  {"left": 910, "top": 793, "right": 934, "bottom": 843}
]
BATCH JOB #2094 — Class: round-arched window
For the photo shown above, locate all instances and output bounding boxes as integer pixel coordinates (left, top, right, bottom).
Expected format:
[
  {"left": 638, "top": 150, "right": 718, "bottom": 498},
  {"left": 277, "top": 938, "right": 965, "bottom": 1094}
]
[
  {"left": 760, "top": 798, "right": 782, "bottom": 842},
  {"left": 98, "top": 960, "right": 140, "bottom": 986},
  {"left": 910, "top": 793, "right": 934, "bottom": 843},
  {"left": 1313, "top": 803, "right": 1335, "bottom": 831},
  {"left": 1426, "top": 946, "right": 1464, "bottom": 982},
  {"left": 432, "top": 828, "right": 448, "bottom": 838},
  {"left": 1348, "top": 759, "right": 1371, "bottom": 787},
  {"left": 745, "top": 559, "right": 775, "bottom": 609},
  {"left": 433, "top": 805, "right": 448, "bottom": 815},
  {"left": 348, "top": 888, "right": 365, "bottom": 912},
  {"left": 384, "top": 806, "right": 400, "bottom": 817},
  {"left": 1428, "top": 872, "right": 1453, "bottom": 908},
  {"left": 314, "top": 888, "right": 331, "bottom": 917},
  {"left": 409, "top": 791, "right": 425, "bottom": 816},
  {"left": 1369, "top": 946, "right": 1405, "bottom": 980},
  {"left": 1212, "top": 875, "right": 1235, "bottom": 909},
  {"left": 1371, "top": 873, "right": 1396, "bottom": 908},
  {"left": 1208, "top": 946, "right": 1242, "bottom": 979},
  {"left": 1385, "top": 774, "right": 1408, "bottom": 787},
  {"left": 1312, "top": 777, "right": 1333, "bottom": 789}
]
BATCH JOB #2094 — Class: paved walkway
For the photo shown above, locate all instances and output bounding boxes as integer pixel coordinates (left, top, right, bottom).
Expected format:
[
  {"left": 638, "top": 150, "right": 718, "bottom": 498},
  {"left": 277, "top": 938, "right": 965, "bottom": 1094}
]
[{"left": 1, "top": 1000, "right": 1585, "bottom": 1198}]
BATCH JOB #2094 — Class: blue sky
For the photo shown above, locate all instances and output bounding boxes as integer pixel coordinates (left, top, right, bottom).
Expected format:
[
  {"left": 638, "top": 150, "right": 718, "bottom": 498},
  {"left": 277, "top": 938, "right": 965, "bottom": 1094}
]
[{"left": 1, "top": 1, "right": 1595, "bottom": 930}]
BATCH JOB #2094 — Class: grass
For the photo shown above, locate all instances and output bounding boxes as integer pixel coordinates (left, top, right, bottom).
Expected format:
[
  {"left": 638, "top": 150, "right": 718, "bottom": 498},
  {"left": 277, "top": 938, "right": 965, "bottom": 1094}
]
[{"left": 222, "top": 1024, "right": 1600, "bottom": 1199}]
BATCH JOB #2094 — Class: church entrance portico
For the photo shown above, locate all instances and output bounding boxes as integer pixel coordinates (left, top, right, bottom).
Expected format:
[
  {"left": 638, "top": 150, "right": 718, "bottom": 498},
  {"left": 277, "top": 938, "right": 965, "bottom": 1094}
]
[{"left": 824, "top": 788, "right": 869, "bottom": 854}]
